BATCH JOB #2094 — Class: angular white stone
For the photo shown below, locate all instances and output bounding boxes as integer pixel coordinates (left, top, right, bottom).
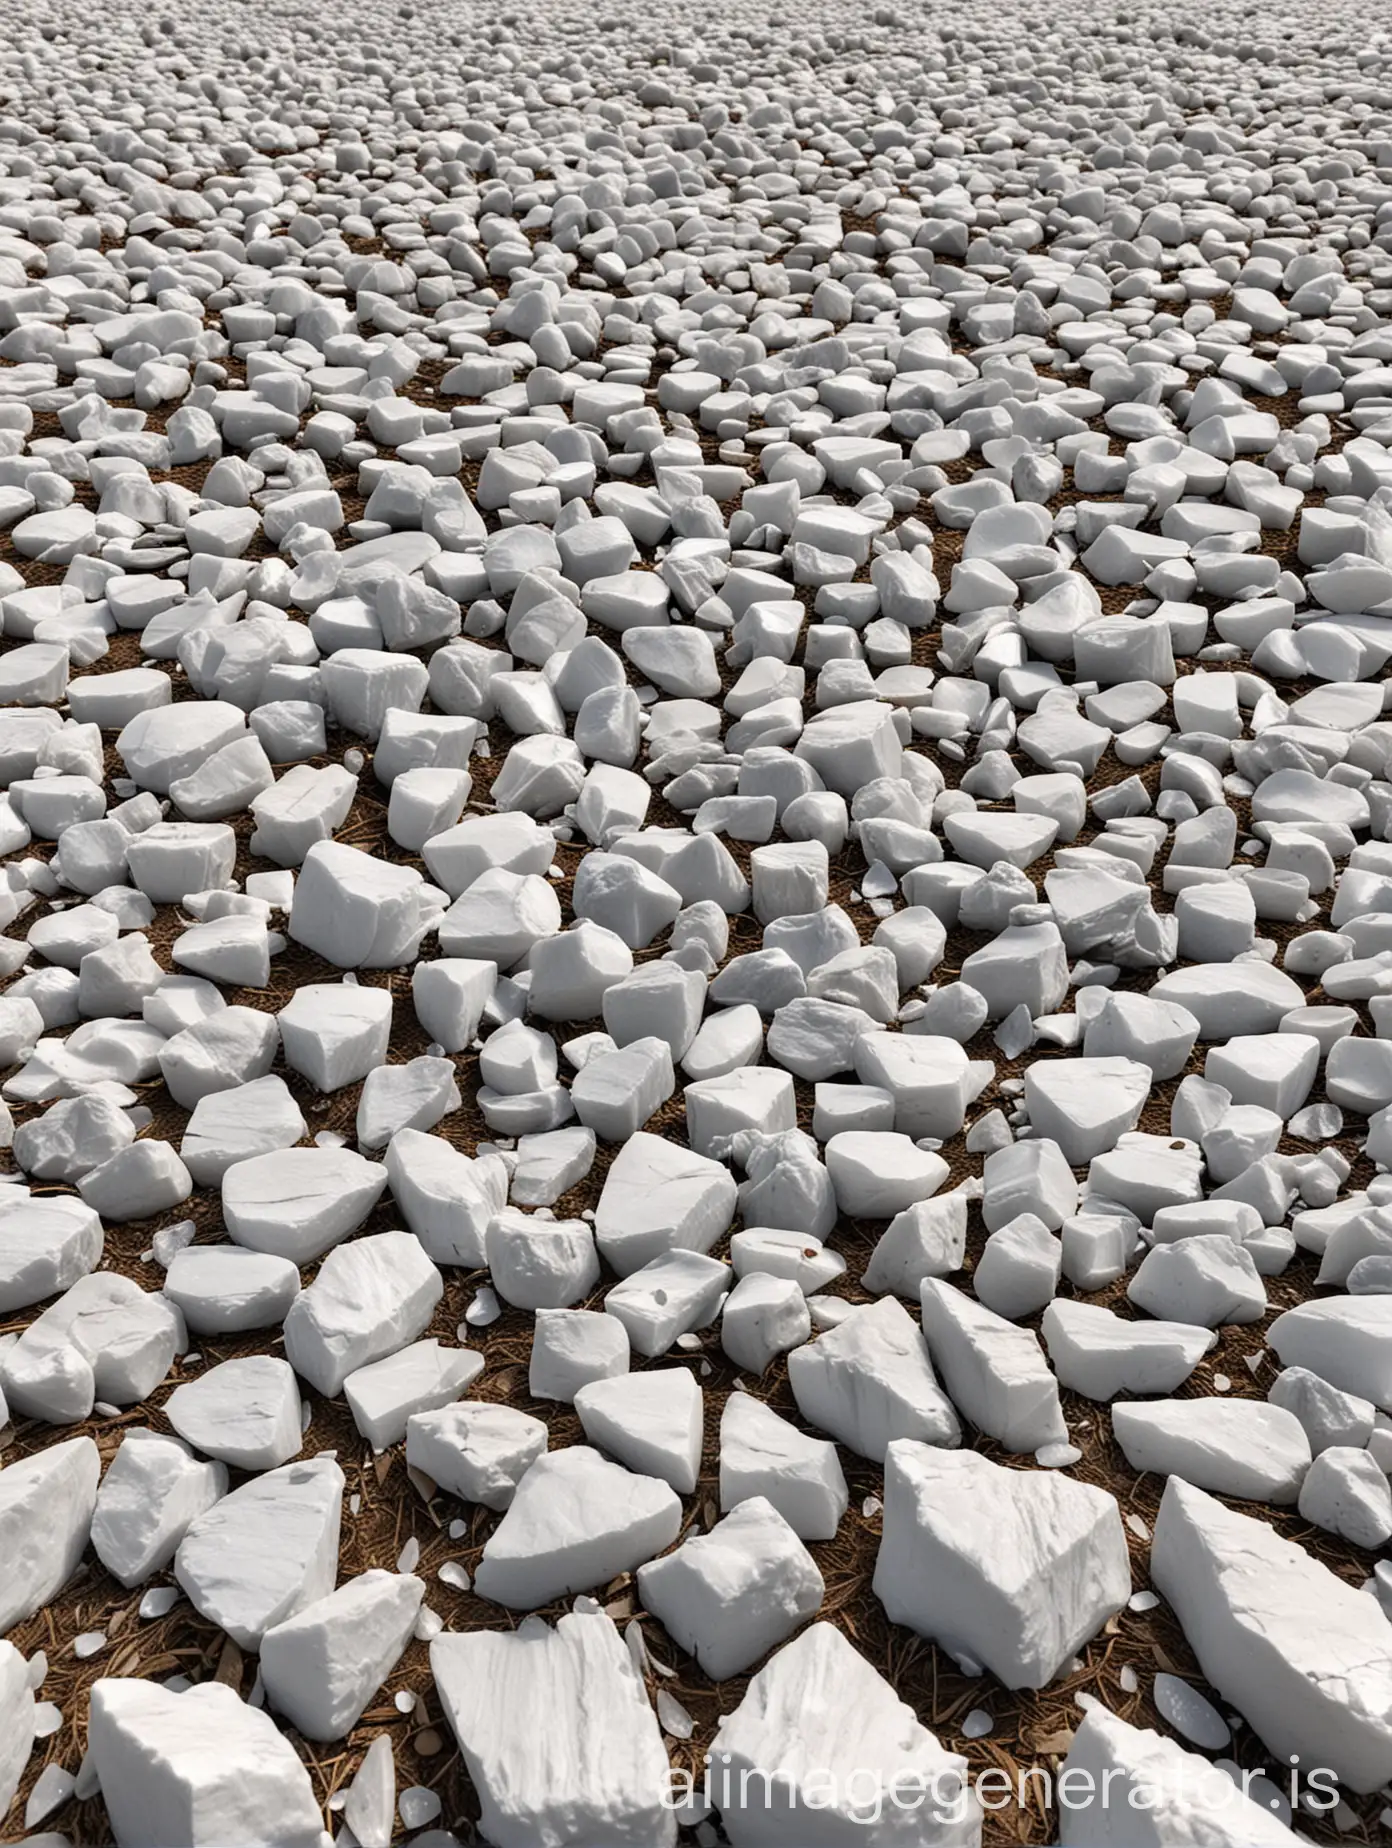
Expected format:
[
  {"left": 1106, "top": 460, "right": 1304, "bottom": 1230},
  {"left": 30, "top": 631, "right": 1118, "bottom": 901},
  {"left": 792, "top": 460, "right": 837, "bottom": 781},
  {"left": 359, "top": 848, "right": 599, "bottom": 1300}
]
[
  {"left": 406, "top": 1401, "right": 547, "bottom": 1509},
  {"left": 1041, "top": 1300, "right": 1215, "bottom": 1401},
  {"left": 87, "top": 1678, "right": 328, "bottom": 1848},
  {"left": 473, "top": 1446, "right": 681, "bottom": 1611},
  {"left": 344, "top": 1339, "right": 483, "bottom": 1449},
  {"left": 175, "top": 1454, "right": 344, "bottom": 1650},
  {"left": 718, "top": 1393, "right": 848, "bottom": 1541},
  {"left": 788, "top": 1296, "right": 960, "bottom": 1462},
  {"left": 1111, "top": 1398, "right": 1310, "bottom": 1503},
  {"left": 1151, "top": 1476, "right": 1392, "bottom": 1792},
  {"left": 431, "top": 1610, "right": 677, "bottom": 1848},
  {"left": 0, "top": 1434, "right": 100, "bottom": 1634},
  {"left": 165, "top": 1355, "right": 303, "bottom": 1472},
  {"left": 259, "top": 1569, "right": 424, "bottom": 1741},
  {"left": 283, "top": 1230, "right": 443, "bottom": 1397},
  {"left": 222, "top": 1147, "right": 388, "bottom": 1263},
  {"left": 875, "top": 1441, "right": 1129, "bottom": 1688},
  {"left": 593, "top": 1131, "right": 736, "bottom": 1276},
  {"left": 91, "top": 1429, "right": 226, "bottom": 1588},
  {"left": 574, "top": 1368, "right": 703, "bottom": 1493},
  {"left": 920, "top": 1279, "right": 1068, "bottom": 1453}
]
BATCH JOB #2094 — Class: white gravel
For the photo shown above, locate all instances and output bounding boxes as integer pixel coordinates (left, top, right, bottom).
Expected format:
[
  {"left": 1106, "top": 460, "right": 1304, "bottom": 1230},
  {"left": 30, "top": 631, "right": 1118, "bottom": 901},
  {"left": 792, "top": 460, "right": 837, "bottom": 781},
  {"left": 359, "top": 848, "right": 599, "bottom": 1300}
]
[{"left": 2, "top": 0, "right": 1392, "bottom": 1840}]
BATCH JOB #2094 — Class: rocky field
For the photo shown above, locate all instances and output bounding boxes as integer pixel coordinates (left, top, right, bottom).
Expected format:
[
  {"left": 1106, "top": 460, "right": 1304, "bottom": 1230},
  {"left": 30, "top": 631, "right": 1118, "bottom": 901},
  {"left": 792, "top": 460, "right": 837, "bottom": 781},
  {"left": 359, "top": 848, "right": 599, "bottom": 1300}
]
[{"left": 2, "top": 0, "right": 1392, "bottom": 1843}]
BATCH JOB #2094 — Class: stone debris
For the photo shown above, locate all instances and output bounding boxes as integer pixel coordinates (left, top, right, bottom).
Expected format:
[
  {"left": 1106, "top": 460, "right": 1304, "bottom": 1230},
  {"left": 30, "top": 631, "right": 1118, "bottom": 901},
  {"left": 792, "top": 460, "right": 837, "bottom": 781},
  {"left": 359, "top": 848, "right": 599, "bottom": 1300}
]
[{"left": 3, "top": 0, "right": 1392, "bottom": 1835}]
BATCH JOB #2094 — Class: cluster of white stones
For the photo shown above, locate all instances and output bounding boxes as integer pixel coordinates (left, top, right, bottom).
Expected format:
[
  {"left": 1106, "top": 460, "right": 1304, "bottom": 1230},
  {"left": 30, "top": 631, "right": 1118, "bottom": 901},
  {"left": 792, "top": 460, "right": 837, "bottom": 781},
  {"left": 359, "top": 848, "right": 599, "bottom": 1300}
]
[{"left": 3, "top": 0, "right": 1392, "bottom": 1842}]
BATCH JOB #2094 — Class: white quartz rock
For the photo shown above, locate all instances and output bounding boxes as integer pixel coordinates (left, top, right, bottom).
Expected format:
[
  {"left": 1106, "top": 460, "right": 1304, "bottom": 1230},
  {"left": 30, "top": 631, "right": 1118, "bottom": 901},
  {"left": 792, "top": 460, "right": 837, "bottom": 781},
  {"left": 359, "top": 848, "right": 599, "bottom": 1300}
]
[
  {"left": 3, "top": 1272, "right": 183, "bottom": 1421},
  {"left": 78, "top": 1138, "right": 194, "bottom": 1221},
  {"left": 529, "top": 1307, "right": 631, "bottom": 1403},
  {"left": 385, "top": 1128, "right": 507, "bottom": 1267},
  {"left": 638, "top": 1496, "right": 823, "bottom": 1681},
  {"left": 604, "top": 1249, "right": 730, "bottom": 1357},
  {"left": 1297, "top": 1447, "right": 1392, "bottom": 1547},
  {"left": 719, "top": 1392, "right": 848, "bottom": 1541},
  {"left": 972, "top": 1215, "right": 1062, "bottom": 1320},
  {"left": 1267, "top": 1296, "right": 1392, "bottom": 1408},
  {"left": 1268, "top": 1366, "right": 1375, "bottom": 1454},
  {"left": 709, "top": 1622, "right": 980, "bottom": 1847},
  {"left": 825, "top": 1131, "right": 949, "bottom": 1218},
  {"left": 162, "top": 1244, "right": 300, "bottom": 1336},
  {"left": 431, "top": 1610, "right": 677, "bottom": 1848},
  {"left": 1041, "top": 1300, "right": 1215, "bottom": 1401},
  {"left": 473, "top": 1446, "right": 682, "bottom": 1611},
  {"left": 356, "top": 1055, "right": 460, "bottom": 1149},
  {"left": 486, "top": 1208, "right": 600, "bottom": 1309},
  {"left": 343, "top": 1734, "right": 394, "bottom": 1848},
  {"left": 1112, "top": 1399, "right": 1310, "bottom": 1503},
  {"left": 406, "top": 1401, "right": 547, "bottom": 1509},
  {"left": 574, "top": 1368, "right": 703, "bottom": 1493},
  {"left": 283, "top": 1230, "right": 443, "bottom": 1397},
  {"left": 165, "top": 1355, "right": 303, "bottom": 1472},
  {"left": 1059, "top": 1705, "right": 1301, "bottom": 1847},
  {"left": 874, "top": 1441, "right": 1129, "bottom": 1689},
  {"left": 1022, "top": 1057, "right": 1151, "bottom": 1165},
  {"left": 91, "top": 1429, "right": 226, "bottom": 1588},
  {"left": 0, "top": 1434, "right": 100, "bottom": 1634},
  {"left": 288, "top": 841, "right": 426, "bottom": 968},
  {"left": 175, "top": 1454, "right": 344, "bottom": 1650},
  {"left": 787, "top": 1296, "right": 960, "bottom": 1462},
  {"left": 159, "top": 1006, "right": 279, "bottom": 1109},
  {"left": 0, "top": 1638, "right": 35, "bottom": 1819},
  {"left": 278, "top": 981, "right": 392, "bottom": 1091},
  {"left": 222, "top": 1147, "right": 389, "bottom": 1263},
  {"left": 344, "top": 1339, "right": 483, "bottom": 1450},
  {"left": 1127, "top": 1235, "right": 1267, "bottom": 1328},
  {"left": 180, "top": 1075, "right": 307, "bottom": 1186},
  {"left": 259, "top": 1569, "right": 424, "bottom": 1741},
  {"left": 1150, "top": 1476, "right": 1392, "bottom": 1793},
  {"left": 920, "top": 1279, "right": 1068, "bottom": 1453},
  {"left": 593, "top": 1130, "right": 736, "bottom": 1276},
  {"left": 87, "top": 1678, "right": 329, "bottom": 1848},
  {"left": 0, "top": 1192, "right": 103, "bottom": 1313}
]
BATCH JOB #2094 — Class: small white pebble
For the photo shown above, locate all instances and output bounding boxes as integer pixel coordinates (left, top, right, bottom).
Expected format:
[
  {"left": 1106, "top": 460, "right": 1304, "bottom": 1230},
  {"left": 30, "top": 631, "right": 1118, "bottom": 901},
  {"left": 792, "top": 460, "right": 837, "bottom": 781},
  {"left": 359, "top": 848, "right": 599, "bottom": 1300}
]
[
  {"left": 657, "top": 1690, "right": 695, "bottom": 1739},
  {"left": 73, "top": 1632, "right": 106, "bottom": 1659},
  {"left": 1128, "top": 1589, "right": 1160, "bottom": 1614},
  {"left": 962, "top": 1709, "right": 993, "bottom": 1740},
  {"left": 139, "top": 1588, "right": 180, "bottom": 1620},
  {"left": 34, "top": 1701, "right": 62, "bottom": 1737},
  {"left": 398, "top": 1786, "right": 441, "bottom": 1830},
  {"left": 1119, "top": 1667, "right": 1139, "bottom": 1695},
  {"left": 466, "top": 1286, "right": 502, "bottom": 1327},
  {"left": 394, "top": 1690, "right": 417, "bottom": 1714},
  {"left": 397, "top": 1536, "right": 421, "bottom": 1574},
  {"left": 439, "top": 1561, "right": 471, "bottom": 1591}
]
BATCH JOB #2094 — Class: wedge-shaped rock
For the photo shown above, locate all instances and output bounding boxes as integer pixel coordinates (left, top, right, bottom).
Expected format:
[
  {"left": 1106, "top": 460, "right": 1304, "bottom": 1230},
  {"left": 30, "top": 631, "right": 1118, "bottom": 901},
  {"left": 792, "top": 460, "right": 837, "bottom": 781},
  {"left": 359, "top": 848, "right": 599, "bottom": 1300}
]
[
  {"left": 719, "top": 1393, "right": 848, "bottom": 1541},
  {"left": 0, "top": 1433, "right": 100, "bottom": 1634},
  {"left": 574, "top": 1368, "right": 703, "bottom": 1493},
  {"left": 406, "top": 1401, "right": 547, "bottom": 1509},
  {"left": 919, "top": 1279, "right": 1067, "bottom": 1453},
  {"left": 473, "top": 1446, "right": 681, "bottom": 1611},
  {"left": 1041, "top": 1300, "right": 1215, "bottom": 1401},
  {"left": 593, "top": 1131, "right": 736, "bottom": 1276},
  {"left": 788, "top": 1295, "right": 960, "bottom": 1462},
  {"left": 1059, "top": 1705, "right": 1301, "bottom": 1847},
  {"left": 180, "top": 1075, "right": 307, "bottom": 1186},
  {"left": 222, "top": 1146, "right": 388, "bottom": 1264},
  {"left": 283, "top": 1230, "right": 443, "bottom": 1398},
  {"left": 88, "top": 1678, "right": 328, "bottom": 1848},
  {"left": 259, "top": 1569, "right": 424, "bottom": 1742},
  {"left": 1151, "top": 1476, "right": 1392, "bottom": 1793},
  {"left": 709, "top": 1622, "right": 980, "bottom": 1847},
  {"left": 638, "top": 1496, "right": 822, "bottom": 1680},
  {"left": 165, "top": 1354, "right": 303, "bottom": 1473},
  {"left": 1112, "top": 1398, "right": 1310, "bottom": 1503},
  {"left": 431, "top": 1609, "right": 677, "bottom": 1848},
  {"left": 385, "top": 1128, "right": 507, "bottom": 1267},
  {"left": 91, "top": 1429, "right": 226, "bottom": 1588},
  {"left": 1022, "top": 1057, "right": 1151, "bottom": 1166},
  {"left": 0, "top": 1192, "right": 102, "bottom": 1313},
  {"left": 874, "top": 1442, "right": 1128, "bottom": 1689},
  {"left": 175, "top": 1454, "right": 344, "bottom": 1649},
  {"left": 1268, "top": 1295, "right": 1392, "bottom": 1409},
  {"left": 345, "top": 1339, "right": 483, "bottom": 1450}
]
